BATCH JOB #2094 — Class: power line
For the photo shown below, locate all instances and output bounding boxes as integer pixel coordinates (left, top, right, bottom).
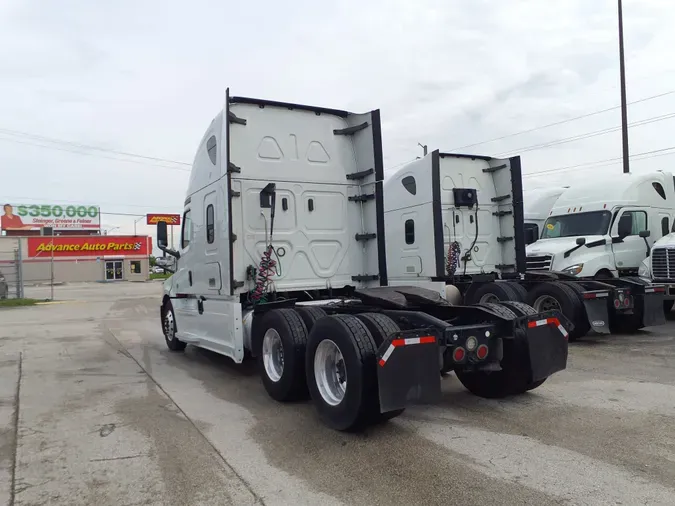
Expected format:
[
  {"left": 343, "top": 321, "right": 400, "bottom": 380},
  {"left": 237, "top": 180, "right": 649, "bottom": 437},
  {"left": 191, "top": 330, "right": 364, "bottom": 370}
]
[
  {"left": 523, "top": 145, "right": 675, "bottom": 178},
  {"left": 0, "top": 127, "right": 191, "bottom": 166},
  {"left": 448, "top": 90, "right": 675, "bottom": 152},
  {"left": 0, "top": 136, "right": 192, "bottom": 172},
  {"left": 497, "top": 111, "right": 675, "bottom": 157}
]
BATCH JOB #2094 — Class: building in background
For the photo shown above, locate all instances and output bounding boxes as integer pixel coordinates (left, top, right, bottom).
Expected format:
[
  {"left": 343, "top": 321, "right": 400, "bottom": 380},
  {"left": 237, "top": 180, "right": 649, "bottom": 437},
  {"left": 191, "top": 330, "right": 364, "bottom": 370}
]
[
  {"left": 0, "top": 235, "right": 152, "bottom": 284},
  {"left": 0, "top": 202, "right": 154, "bottom": 283}
]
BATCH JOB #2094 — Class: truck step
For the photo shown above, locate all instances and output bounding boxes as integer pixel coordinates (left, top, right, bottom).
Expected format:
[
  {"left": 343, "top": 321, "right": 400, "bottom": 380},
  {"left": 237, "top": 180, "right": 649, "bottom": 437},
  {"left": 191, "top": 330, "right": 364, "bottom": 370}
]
[
  {"left": 497, "top": 236, "right": 514, "bottom": 243},
  {"left": 491, "top": 194, "right": 510, "bottom": 202},
  {"left": 355, "top": 233, "right": 377, "bottom": 241},
  {"left": 493, "top": 210, "right": 512, "bottom": 217},
  {"left": 334, "top": 122, "right": 369, "bottom": 135},
  {"left": 346, "top": 168, "right": 374, "bottom": 180},
  {"left": 482, "top": 164, "right": 506, "bottom": 173},
  {"left": 496, "top": 264, "right": 515, "bottom": 270},
  {"left": 228, "top": 111, "right": 247, "bottom": 125},
  {"left": 349, "top": 194, "right": 376, "bottom": 202},
  {"left": 228, "top": 162, "right": 241, "bottom": 174},
  {"left": 352, "top": 274, "right": 379, "bottom": 282}
]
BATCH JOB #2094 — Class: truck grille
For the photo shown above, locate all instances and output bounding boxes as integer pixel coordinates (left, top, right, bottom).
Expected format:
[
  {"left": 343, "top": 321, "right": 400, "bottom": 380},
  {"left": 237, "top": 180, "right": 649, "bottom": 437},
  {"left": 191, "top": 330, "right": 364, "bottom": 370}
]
[
  {"left": 651, "top": 248, "right": 675, "bottom": 279},
  {"left": 527, "top": 254, "right": 553, "bottom": 271}
]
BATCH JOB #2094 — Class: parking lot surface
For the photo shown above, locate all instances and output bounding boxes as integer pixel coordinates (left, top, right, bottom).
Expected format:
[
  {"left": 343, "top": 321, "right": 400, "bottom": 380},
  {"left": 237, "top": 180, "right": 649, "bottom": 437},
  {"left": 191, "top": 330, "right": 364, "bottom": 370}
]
[{"left": 2, "top": 282, "right": 675, "bottom": 505}]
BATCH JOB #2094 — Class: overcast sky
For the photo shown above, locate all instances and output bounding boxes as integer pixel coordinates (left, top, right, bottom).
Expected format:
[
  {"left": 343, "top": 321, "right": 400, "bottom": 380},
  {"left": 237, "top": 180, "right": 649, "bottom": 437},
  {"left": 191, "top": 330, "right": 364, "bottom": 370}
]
[{"left": 1, "top": 0, "right": 674, "bottom": 249}]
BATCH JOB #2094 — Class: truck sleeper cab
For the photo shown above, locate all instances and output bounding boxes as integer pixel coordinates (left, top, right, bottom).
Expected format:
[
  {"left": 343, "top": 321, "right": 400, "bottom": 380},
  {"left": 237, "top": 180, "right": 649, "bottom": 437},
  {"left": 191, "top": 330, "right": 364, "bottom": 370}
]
[
  {"left": 523, "top": 186, "right": 567, "bottom": 245},
  {"left": 385, "top": 150, "right": 666, "bottom": 340},
  {"left": 156, "top": 92, "right": 569, "bottom": 431}
]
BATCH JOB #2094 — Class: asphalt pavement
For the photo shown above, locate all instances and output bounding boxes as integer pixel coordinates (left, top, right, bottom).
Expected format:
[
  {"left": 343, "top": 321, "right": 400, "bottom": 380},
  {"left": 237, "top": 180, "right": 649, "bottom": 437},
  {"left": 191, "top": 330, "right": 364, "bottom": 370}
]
[{"left": 2, "top": 282, "right": 675, "bottom": 505}]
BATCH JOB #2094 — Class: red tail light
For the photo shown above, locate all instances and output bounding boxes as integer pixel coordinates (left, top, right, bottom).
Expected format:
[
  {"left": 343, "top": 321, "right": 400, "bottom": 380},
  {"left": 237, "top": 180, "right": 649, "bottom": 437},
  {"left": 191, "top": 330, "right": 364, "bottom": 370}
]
[
  {"left": 624, "top": 297, "right": 630, "bottom": 307},
  {"left": 453, "top": 347, "right": 466, "bottom": 362},
  {"left": 476, "top": 344, "right": 489, "bottom": 360},
  {"left": 614, "top": 299, "right": 620, "bottom": 308}
]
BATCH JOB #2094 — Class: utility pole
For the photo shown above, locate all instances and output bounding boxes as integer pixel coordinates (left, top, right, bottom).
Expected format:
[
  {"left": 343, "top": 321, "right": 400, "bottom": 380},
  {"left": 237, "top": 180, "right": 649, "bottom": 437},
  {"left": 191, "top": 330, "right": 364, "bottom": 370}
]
[{"left": 618, "top": 0, "right": 630, "bottom": 173}]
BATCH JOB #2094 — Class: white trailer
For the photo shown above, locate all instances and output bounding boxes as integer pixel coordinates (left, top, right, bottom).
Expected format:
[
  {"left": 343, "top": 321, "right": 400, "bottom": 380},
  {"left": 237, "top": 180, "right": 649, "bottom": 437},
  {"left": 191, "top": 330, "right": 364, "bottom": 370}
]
[
  {"left": 385, "top": 151, "right": 666, "bottom": 340},
  {"left": 155, "top": 93, "right": 570, "bottom": 431}
]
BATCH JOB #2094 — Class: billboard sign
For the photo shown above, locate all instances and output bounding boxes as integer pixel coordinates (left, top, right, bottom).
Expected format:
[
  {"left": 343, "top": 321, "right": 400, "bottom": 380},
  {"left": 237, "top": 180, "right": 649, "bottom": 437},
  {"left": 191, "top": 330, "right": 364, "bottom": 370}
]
[
  {"left": 146, "top": 213, "right": 181, "bottom": 226},
  {"left": 27, "top": 236, "right": 151, "bottom": 258},
  {"left": 1, "top": 203, "right": 100, "bottom": 233}
]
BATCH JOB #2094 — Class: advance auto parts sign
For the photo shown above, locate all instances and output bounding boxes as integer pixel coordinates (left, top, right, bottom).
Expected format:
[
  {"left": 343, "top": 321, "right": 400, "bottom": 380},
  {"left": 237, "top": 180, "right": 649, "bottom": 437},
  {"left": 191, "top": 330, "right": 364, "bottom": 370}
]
[
  {"left": 146, "top": 213, "right": 181, "bottom": 225},
  {"left": 27, "top": 236, "right": 151, "bottom": 258},
  {"left": 1, "top": 203, "right": 100, "bottom": 232}
]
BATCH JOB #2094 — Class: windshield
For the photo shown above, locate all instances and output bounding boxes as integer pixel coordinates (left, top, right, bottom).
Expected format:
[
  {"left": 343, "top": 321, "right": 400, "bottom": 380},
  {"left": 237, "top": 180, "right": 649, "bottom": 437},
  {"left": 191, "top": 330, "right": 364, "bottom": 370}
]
[{"left": 541, "top": 211, "right": 612, "bottom": 239}]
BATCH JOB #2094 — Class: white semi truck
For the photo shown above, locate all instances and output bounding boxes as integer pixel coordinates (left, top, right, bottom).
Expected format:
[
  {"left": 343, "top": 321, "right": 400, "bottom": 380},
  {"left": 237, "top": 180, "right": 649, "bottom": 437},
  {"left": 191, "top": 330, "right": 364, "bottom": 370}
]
[
  {"left": 639, "top": 233, "right": 675, "bottom": 313},
  {"left": 385, "top": 150, "right": 666, "bottom": 340},
  {"left": 155, "top": 92, "right": 570, "bottom": 431}
]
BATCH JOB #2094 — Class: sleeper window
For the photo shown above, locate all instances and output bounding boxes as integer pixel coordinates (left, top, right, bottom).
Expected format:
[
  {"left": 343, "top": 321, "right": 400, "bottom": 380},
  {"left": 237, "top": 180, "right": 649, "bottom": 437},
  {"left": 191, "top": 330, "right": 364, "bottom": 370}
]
[
  {"left": 206, "top": 136, "right": 217, "bottom": 165},
  {"left": 206, "top": 204, "right": 215, "bottom": 244},
  {"left": 405, "top": 219, "right": 415, "bottom": 244}
]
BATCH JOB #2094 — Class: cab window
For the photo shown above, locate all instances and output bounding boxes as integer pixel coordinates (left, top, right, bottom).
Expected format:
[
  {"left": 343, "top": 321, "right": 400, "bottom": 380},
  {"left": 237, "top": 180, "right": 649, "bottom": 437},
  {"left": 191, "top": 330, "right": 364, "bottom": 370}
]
[
  {"left": 617, "top": 210, "right": 647, "bottom": 237},
  {"left": 181, "top": 210, "right": 193, "bottom": 248}
]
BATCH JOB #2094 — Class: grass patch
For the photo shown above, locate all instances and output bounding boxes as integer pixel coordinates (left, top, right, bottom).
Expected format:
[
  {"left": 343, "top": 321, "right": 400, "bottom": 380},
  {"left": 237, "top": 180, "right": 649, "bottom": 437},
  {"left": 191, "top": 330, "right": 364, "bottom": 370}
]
[
  {"left": 0, "top": 298, "right": 41, "bottom": 308},
  {"left": 150, "top": 272, "right": 172, "bottom": 280}
]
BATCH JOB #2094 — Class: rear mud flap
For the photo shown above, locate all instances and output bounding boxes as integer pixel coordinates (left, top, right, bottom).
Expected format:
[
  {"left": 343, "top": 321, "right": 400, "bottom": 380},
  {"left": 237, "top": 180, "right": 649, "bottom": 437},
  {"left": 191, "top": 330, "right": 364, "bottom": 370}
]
[
  {"left": 642, "top": 290, "right": 666, "bottom": 328},
  {"left": 582, "top": 298, "right": 611, "bottom": 334},
  {"left": 520, "top": 312, "right": 569, "bottom": 382},
  {"left": 376, "top": 331, "right": 441, "bottom": 413}
]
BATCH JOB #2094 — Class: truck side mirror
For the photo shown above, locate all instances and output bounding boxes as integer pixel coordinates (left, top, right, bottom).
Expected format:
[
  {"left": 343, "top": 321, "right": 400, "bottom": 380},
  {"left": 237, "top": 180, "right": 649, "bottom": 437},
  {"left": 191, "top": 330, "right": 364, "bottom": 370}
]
[
  {"left": 576, "top": 237, "right": 586, "bottom": 246},
  {"left": 639, "top": 230, "right": 650, "bottom": 238},
  {"left": 617, "top": 215, "right": 632, "bottom": 239},
  {"left": 157, "top": 221, "right": 168, "bottom": 248}
]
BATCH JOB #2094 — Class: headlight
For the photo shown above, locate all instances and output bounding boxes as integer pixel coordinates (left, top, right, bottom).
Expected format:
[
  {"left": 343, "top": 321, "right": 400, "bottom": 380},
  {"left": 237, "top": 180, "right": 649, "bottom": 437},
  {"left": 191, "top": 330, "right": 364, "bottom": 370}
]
[
  {"left": 638, "top": 259, "right": 650, "bottom": 278},
  {"left": 562, "top": 263, "right": 584, "bottom": 276}
]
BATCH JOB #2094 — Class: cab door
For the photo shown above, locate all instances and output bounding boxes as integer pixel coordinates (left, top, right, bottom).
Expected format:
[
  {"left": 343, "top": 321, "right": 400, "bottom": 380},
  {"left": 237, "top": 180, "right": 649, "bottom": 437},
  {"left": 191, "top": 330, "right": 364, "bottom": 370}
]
[
  {"left": 171, "top": 208, "right": 201, "bottom": 340},
  {"left": 610, "top": 208, "right": 650, "bottom": 273}
]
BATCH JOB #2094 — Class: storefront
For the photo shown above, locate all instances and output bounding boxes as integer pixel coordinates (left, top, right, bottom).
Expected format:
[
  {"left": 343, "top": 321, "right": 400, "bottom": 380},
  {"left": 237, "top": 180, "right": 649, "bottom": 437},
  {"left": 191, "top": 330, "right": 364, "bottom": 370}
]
[{"left": 0, "top": 235, "right": 152, "bottom": 284}]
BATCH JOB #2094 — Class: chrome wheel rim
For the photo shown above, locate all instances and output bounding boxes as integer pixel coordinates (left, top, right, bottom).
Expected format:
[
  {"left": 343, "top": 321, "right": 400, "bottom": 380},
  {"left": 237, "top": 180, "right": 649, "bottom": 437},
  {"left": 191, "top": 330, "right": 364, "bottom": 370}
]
[
  {"left": 164, "top": 310, "right": 175, "bottom": 340},
  {"left": 533, "top": 295, "right": 561, "bottom": 312},
  {"left": 479, "top": 293, "right": 500, "bottom": 304},
  {"left": 262, "top": 329, "right": 284, "bottom": 383},
  {"left": 314, "top": 339, "right": 347, "bottom": 406}
]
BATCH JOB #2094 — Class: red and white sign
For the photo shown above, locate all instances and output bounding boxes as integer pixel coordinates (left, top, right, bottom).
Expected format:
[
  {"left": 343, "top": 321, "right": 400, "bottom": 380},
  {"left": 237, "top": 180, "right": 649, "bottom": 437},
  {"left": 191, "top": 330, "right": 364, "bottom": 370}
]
[
  {"left": 146, "top": 214, "right": 181, "bottom": 225},
  {"left": 28, "top": 236, "right": 151, "bottom": 258}
]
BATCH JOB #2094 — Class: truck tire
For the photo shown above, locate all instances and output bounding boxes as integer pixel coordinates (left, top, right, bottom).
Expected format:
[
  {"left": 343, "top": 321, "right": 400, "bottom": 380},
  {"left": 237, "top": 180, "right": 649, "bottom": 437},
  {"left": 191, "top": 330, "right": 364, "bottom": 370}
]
[
  {"left": 505, "top": 282, "right": 528, "bottom": 302},
  {"left": 256, "top": 309, "right": 309, "bottom": 402},
  {"left": 355, "top": 313, "right": 405, "bottom": 422},
  {"left": 162, "top": 301, "right": 187, "bottom": 352},
  {"left": 526, "top": 281, "right": 586, "bottom": 341},
  {"left": 467, "top": 282, "right": 520, "bottom": 305},
  {"left": 556, "top": 281, "right": 591, "bottom": 337},
  {"left": 497, "top": 300, "right": 537, "bottom": 316},
  {"left": 295, "top": 306, "right": 327, "bottom": 333},
  {"left": 306, "top": 314, "right": 379, "bottom": 431},
  {"left": 477, "top": 302, "right": 519, "bottom": 320}
]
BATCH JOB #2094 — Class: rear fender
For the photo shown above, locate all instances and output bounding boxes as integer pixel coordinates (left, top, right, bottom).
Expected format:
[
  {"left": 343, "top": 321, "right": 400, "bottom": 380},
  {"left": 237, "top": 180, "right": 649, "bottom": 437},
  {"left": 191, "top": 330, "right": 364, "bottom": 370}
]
[
  {"left": 513, "top": 310, "right": 570, "bottom": 382},
  {"left": 641, "top": 285, "right": 666, "bottom": 327},
  {"left": 579, "top": 289, "right": 611, "bottom": 334}
]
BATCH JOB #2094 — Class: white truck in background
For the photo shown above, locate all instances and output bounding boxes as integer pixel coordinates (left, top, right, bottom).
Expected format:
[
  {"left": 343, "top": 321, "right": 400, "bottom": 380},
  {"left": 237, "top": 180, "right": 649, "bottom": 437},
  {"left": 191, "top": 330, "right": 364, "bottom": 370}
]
[
  {"left": 385, "top": 150, "right": 666, "bottom": 339},
  {"left": 639, "top": 233, "right": 675, "bottom": 313},
  {"left": 154, "top": 92, "right": 570, "bottom": 431},
  {"left": 526, "top": 171, "right": 675, "bottom": 279},
  {"left": 523, "top": 187, "right": 567, "bottom": 244}
]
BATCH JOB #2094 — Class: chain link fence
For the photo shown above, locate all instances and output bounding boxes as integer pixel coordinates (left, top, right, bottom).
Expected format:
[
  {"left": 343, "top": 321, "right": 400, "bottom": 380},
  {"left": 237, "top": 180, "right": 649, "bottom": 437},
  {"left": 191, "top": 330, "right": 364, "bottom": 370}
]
[{"left": 0, "top": 237, "right": 24, "bottom": 299}]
